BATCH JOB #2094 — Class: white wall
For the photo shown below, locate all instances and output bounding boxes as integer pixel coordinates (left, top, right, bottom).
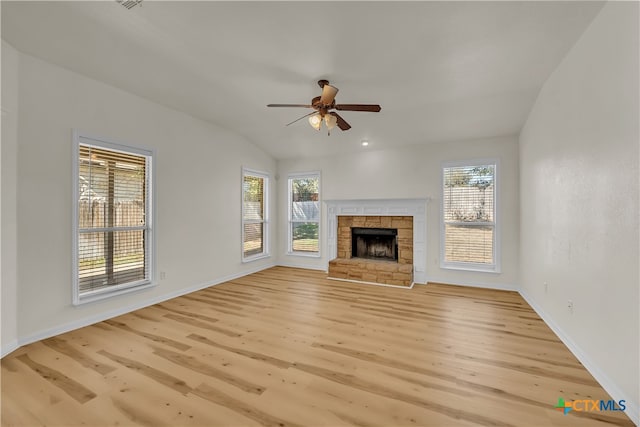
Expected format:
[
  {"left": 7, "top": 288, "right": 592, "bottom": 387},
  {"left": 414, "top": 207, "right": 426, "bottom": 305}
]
[
  {"left": 277, "top": 136, "right": 520, "bottom": 290},
  {"left": 519, "top": 2, "right": 639, "bottom": 423},
  {"left": 1, "top": 41, "right": 20, "bottom": 355},
  {"left": 4, "top": 47, "right": 276, "bottom": 352}
]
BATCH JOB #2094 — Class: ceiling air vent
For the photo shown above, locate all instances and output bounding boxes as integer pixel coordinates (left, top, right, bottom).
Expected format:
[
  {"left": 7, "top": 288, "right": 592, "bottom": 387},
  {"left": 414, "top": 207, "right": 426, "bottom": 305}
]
[{"left": 116, "top": 0, "right": 143, "bottom": 10}]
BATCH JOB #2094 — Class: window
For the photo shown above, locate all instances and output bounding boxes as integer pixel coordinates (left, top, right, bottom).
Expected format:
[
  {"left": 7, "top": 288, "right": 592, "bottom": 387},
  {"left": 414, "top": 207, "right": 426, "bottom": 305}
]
[
  {"left": 242, "top": 169, "right": 269, "bottom": 260},
  {"left": 288, "top": 173, "right": 320, "bottom": 255},
  {"left": 441, "top": 160, "right": 499, "bottom": 272},
  {"left": 73, "top": 132, "right": 154, "bottom": 304}
]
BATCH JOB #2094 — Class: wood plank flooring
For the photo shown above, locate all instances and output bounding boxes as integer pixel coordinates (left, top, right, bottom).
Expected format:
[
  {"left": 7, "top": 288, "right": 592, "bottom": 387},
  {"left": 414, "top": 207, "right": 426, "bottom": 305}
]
[{"left": 1, "top": 267, "right": 634, "bottom": 426}]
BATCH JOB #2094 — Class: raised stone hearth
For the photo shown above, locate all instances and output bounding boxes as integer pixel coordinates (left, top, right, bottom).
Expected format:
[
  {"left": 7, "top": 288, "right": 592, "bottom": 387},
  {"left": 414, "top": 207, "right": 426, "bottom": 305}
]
[
  {"left": 328, "top": 258, "right": 413, "bottom": 286},
  {"left": 328, "top": 215, "right": 413, "bottom": 287}
]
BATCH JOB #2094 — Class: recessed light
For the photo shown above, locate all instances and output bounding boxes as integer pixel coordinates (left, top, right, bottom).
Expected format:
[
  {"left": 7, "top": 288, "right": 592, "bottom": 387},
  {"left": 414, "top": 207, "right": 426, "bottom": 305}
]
[{"left": 361, "top": 140, "right": 369, "bottom": 147}]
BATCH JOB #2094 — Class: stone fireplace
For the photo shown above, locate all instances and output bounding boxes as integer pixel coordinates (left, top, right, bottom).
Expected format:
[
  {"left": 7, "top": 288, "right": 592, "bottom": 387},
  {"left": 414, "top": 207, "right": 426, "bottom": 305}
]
[
  {"left": 329, "top": 215, "right": 414, "bottom": 287},
  {"left": 325, "top": 198, "right": 429, "bottom": 287}
]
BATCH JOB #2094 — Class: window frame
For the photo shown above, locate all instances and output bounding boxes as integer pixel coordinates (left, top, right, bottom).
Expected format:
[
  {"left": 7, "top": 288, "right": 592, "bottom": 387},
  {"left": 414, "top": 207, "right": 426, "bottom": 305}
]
[
  {"left": 241, "top": 167, "right": 270, "bottom": 262},
  {"left": 287, "top": 171, "right": 321, "bottom": 257},
  {"left": 440, "top": 158, "right": 500, "bottom": 273},
  {"left": 72, "top": 130, "right": 155, "bottom": 305}
]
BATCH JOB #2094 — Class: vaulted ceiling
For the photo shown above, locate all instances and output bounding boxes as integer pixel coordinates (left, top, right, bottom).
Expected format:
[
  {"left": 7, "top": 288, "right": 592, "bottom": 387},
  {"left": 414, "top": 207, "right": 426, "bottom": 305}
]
[{"left": 2, "top": 1, "right": 604, "bottom": 159}]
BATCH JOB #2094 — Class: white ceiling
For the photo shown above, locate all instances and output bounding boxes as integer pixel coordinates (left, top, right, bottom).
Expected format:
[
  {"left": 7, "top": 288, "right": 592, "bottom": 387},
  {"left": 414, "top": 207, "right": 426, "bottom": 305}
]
[{"left": 2, "top": 1, "right": 604, "bottom": 160}]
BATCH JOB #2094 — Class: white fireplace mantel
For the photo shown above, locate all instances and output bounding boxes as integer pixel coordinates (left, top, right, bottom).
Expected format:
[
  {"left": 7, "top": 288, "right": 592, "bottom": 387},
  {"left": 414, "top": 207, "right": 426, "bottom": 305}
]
[{"left": 325, "top": 198, "right": 429, "bottom": 284}]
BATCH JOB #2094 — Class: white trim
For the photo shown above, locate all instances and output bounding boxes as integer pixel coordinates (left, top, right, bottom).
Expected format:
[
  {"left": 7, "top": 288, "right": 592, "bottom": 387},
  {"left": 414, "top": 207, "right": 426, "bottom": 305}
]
[
  {"left": 74, "top": 130, "right": 155, "bottom": 157},
  {"left": 77, "top": 280, "right": 154, "bottom": 305},
  {"left": 285, "top": 251, "right": 321, "bottom": 258},
  {"left": 425, "top": 277, "right": 518, "bottom": 292},
  {"left": 440, "top": 262, "right": 502, "bottom": 274},
  {"left": 440, "top": 158, "right": 501, "bottom": 273},
  {"left": 72, "top": 130, "right": 156, "bottom": 305},
  {"left": 277, "top": 259, "right": 327, "bottom": 271},
  {"left": 324, "top": 198, "right": 429, "bottom": 284},
  {"left": 3, "top": 262, "right": 276, "bottom": 358},
  {"left": 242, "top": 167, "right": 270, "bottom": 262},
  {"left": 242, "top": 252, "right": 271, "bottom": 263},
  {"left": 287, "top": 171, "right": 321, "bottom": 257},
  {"left": 520, "top": 289, "right": 639, "bottom": 426},
  {"left": 328, "top": 276, "right": 415, "bottom": 290},
  {"left": 72, "top": 131, "right": 80, "bottom": 304},
  {"left": 1, "top": 340, "right": 19, "bottom": 359}
]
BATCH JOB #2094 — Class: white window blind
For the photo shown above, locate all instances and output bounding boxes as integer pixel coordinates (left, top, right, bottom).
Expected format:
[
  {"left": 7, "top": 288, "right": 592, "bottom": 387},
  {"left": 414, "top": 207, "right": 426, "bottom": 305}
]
[
  {"left": 442, "top": 162, "right": 498, "bottom": 271},
  {"left": 288, "top": 173, "right": 320, "bottom": 255},
  {"left": 74, "top": 135, "right": 153, "bottom": 304},
  {"left": 242, "top": 170, "right": 268, "bottom": 260}
]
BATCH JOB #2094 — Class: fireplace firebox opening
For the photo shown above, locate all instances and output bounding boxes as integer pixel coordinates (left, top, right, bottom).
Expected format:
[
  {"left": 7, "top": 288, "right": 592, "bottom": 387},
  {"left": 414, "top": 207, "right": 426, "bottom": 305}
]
[{"left": 351, "top": 227, "right": 398, "bottom": 262}]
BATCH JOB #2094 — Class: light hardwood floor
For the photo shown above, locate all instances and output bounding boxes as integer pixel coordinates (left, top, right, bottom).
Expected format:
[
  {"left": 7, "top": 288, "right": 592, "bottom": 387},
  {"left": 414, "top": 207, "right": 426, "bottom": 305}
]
[{"left": 1, "top": 267, "right": 634, "bottom": 426}]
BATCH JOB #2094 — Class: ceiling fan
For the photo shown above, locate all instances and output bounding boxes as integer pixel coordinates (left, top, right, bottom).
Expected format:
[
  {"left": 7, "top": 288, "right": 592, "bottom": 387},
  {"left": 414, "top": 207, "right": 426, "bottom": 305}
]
[{"left": 267, "top": 80, "right": 381, "bottom": 134}]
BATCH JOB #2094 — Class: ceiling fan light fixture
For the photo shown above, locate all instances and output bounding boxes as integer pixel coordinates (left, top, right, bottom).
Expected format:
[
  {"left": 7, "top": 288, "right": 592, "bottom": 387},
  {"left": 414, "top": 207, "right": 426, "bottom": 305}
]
[
  {"left": 324, "top": 114, "right": 337, "bottom": 130},
  {"left": 320, "top": 84, "right": 339, "bottom": 105},
  {"left": 308, "top": 113, "right": 322, "bottom": 131}
]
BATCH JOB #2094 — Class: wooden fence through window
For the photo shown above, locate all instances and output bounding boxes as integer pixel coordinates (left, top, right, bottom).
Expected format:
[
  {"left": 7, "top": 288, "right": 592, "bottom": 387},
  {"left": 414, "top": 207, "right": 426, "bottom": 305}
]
[{"left": 78, "top": 200, "right": 145, "bottom": 260}]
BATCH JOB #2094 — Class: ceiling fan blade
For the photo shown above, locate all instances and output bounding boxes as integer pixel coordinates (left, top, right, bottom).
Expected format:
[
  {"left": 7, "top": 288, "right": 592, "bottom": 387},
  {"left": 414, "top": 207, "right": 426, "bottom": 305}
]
[
  {"left": 335, "top": 104, "right": 382, "bottom": 112},
  {"left": 320, "top": 84, "right": 339, "bottom": 105},
  {"left": 267, "top": 104, "right": 313, "bottom": 108},
  {"left": 285, "top": 111, "right": 317, "bottom": 127},
  {"left": 330, "top": 112, "right": 351, "bottom": 131}
]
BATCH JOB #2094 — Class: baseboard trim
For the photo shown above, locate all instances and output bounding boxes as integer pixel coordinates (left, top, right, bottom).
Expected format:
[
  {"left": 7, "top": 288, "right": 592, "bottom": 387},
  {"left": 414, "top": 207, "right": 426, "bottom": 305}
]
[
  {"left": 2, "top": 262, "right": 276, "bottom": 358},
  {"left": 520, "top": 289, "right": 638, "bottom": 426},
  {"left": 1, "top": 340, "right": 19, "bottom": 359},
  {"left": 425, "top": 277, "right": 518, "bottom": 292}
]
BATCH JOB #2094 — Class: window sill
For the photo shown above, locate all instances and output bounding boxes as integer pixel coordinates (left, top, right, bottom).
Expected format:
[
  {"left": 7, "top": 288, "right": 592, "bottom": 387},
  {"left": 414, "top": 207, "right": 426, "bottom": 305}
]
[
  {"left": 440, "top": 262, "right": 501, "bottom": 274},
  {"left": 74, "top": 280, "right": 155, "bottom": 305},
  {"left": 286, "top": 251, "right": 321, "bottom": 258},
  {"left": 242, "top": 253, "right": 271, "bottom": 263}
]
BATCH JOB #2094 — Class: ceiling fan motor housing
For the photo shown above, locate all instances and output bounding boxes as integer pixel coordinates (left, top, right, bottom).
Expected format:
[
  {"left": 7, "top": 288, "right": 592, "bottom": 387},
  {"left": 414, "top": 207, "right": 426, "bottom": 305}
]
[{"left": 311, "top": 96, "right": 334, "bottom": 116}]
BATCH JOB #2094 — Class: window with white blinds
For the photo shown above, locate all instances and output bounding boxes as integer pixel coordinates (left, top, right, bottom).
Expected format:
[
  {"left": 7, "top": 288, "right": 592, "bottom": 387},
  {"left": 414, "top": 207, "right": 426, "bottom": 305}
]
[
  {"left": 288, "top": 173, "right": 320, "bottom": 255},
  {"left": 441, "top": 161, "right": 499, "bottom": 272},
  {"left": 242, "top": 169, "right": 269, "bottom": 260},
  {"left": 73, "top": 133, "right": 154, "bottom": 304}
]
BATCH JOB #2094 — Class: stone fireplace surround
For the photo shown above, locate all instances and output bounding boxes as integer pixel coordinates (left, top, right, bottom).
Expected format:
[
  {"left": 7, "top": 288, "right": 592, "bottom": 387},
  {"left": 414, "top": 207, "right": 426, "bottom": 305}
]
[{"left": 325, "top": 198, "right": 428, "bottom": 287}]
